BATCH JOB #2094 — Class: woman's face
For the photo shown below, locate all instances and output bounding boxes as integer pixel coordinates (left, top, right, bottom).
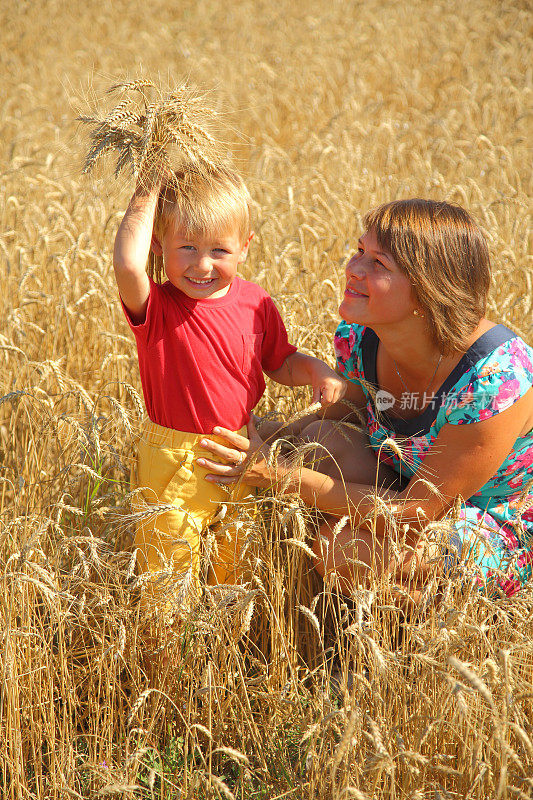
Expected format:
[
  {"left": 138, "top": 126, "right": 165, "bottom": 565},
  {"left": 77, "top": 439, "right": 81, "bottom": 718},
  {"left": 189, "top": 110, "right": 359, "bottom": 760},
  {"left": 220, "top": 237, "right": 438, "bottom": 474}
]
[{"left": 338, "top": 229, "right": 418, "bottom": 326}]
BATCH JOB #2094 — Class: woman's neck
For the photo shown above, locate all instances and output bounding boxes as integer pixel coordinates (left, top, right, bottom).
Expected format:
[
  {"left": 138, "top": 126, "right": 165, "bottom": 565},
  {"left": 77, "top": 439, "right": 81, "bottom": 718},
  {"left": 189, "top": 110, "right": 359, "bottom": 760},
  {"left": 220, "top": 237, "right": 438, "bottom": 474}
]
[{"left": 371, "top": 319, "right": 442, "bottom": 380}]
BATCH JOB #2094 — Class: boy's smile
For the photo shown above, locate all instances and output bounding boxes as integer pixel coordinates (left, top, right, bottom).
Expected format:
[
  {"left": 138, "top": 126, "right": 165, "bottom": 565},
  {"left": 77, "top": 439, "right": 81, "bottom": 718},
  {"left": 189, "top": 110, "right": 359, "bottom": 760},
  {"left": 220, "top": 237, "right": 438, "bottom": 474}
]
[{"left": 158, "top": 228, "right": 253, "bottom": 300}]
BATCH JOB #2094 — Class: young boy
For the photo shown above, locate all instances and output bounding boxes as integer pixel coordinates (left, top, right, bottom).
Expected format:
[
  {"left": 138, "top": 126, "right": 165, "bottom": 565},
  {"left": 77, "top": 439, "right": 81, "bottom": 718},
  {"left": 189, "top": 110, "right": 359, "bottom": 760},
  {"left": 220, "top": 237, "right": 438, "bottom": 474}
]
[{"left": 114, "top": 163, "right": 345, "bottom": 609}]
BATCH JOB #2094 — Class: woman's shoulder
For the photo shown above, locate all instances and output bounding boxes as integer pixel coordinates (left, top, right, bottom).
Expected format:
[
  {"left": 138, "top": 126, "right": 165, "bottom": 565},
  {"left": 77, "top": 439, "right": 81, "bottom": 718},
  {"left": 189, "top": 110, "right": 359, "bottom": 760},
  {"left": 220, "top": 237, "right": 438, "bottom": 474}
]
[
  {"left": 460, "top": 326, "right": 532, "bottom": 384},
  {"left": 444, "top": 326, "right": 533, "bottom": 424},
  {"left": 493, "top": 333, "right": 533, "bottom": 371}
]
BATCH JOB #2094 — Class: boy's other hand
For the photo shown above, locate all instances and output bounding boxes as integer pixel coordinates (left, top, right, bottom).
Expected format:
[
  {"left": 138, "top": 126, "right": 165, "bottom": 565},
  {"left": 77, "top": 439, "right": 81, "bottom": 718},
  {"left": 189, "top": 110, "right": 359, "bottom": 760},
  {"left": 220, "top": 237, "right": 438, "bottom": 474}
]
[
  {"left": 266, "top": 352, "right": 347, "bottom": 408},
  {"left": 310, "top": 366, "right": 347, "bottom": 407}
]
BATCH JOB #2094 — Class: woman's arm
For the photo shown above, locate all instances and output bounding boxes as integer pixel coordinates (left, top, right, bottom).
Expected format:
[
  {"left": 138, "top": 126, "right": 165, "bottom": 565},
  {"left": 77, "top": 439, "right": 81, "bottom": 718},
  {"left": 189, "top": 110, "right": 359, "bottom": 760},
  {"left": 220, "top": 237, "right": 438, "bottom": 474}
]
[
  {"left": 273, "top": 394, "right": 530, "bottom": 522},
  {"left": 200, "top": 388, "right": 532, "bottom": 540}
]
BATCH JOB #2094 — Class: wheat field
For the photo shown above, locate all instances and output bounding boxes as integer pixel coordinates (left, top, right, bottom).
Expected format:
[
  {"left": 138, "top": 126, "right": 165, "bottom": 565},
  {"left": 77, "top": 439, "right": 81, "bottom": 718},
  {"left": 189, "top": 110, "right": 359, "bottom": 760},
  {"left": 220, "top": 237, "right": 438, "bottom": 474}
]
[{"left": 1, "top": 0, "right": 532, "bottom": 798}]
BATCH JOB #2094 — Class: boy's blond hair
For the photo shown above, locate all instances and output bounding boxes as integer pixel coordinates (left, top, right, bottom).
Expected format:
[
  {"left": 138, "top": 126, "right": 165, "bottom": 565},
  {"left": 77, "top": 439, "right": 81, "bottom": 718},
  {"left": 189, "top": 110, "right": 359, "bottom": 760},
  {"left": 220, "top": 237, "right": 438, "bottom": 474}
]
[
  {"left": 363, "top": 199, "right": 491, "bottom": 355},
  {"left": 148, "top": 163, "right": 251, "bottom": 283}
]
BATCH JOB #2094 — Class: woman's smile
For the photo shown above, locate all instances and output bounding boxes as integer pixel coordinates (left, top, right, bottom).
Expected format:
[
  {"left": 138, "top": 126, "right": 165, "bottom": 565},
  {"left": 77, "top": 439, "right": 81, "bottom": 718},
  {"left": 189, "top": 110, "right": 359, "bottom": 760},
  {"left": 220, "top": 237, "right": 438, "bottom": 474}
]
[{"left": 345, "top": 286, "right": 367, "bottom": 298}]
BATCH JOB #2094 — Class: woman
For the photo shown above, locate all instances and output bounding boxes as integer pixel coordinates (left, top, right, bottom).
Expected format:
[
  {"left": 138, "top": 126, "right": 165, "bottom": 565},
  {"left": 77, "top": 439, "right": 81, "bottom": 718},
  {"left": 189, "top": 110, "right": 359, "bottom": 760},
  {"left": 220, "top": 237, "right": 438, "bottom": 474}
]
[{"left": 197, "top": 200, "right": 533, "bottom": 599}]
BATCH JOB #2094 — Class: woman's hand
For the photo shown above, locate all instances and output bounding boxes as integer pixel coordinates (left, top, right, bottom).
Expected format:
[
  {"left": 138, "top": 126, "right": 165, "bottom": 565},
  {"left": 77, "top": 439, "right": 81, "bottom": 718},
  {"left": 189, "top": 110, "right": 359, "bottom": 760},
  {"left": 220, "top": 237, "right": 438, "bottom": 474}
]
[{"left": 197, "top": 417, "right": 285, "bottom": 488}]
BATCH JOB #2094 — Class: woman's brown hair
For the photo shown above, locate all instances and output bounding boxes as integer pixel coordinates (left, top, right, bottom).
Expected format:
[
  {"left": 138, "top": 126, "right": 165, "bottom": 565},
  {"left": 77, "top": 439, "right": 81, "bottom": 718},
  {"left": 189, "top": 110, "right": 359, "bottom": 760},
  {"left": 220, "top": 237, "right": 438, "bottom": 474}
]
[{"left": 363, "top": 199, "right": 492, "bottom": 354}]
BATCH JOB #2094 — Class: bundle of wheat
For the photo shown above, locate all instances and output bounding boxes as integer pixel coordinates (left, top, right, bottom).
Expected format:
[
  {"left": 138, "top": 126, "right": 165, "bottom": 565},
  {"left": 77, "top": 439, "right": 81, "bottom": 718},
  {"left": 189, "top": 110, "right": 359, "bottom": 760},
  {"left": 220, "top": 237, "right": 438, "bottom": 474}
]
[{"left": 79, "top": 79, "right": 221, "bottom": 182}]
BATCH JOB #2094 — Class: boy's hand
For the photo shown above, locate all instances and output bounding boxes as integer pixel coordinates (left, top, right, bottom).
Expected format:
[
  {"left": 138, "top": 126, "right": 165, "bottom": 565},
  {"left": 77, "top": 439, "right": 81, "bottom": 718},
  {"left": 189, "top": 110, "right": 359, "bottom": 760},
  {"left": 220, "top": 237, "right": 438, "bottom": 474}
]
[
  {"left": 136, "top": 160, "right": 170, "bottom": 195},
  {"left": 309, "top": 363, "right": 347, "bottom": 406}
]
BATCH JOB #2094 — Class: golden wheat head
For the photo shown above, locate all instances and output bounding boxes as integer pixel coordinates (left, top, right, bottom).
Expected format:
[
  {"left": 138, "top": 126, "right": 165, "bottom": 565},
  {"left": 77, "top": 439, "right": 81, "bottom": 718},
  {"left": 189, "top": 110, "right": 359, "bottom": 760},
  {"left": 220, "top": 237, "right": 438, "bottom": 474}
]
[{"left": 79, "top": 78, "right": 223, "bottom": 186}]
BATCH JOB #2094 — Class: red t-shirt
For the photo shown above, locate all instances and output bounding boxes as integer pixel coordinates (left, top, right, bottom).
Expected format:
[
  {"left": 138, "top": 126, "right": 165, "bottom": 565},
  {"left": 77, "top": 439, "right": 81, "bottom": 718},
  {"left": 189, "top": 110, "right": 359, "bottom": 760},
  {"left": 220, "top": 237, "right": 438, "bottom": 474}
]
[{"left": 122, "top": 276, "right": 297, "bottom": 433}]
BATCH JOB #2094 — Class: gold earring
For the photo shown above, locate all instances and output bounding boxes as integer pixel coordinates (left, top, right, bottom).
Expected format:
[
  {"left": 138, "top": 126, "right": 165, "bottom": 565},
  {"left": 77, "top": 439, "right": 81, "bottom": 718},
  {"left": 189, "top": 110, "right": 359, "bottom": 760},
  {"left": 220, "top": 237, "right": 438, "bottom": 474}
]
[{"left": 413, "top": 309, "right": 424, "bottom": 318}]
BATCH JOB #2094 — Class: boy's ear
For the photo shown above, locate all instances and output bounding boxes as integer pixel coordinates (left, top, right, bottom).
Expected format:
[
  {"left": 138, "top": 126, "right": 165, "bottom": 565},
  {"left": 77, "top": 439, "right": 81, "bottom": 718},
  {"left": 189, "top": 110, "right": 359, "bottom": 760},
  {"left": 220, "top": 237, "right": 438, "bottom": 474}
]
[
  {"left": 240, "top": 231, "right": 254, "bottom": 262},
  {"left": 150, "top": 234, "right": 163, "bottom": 256}
]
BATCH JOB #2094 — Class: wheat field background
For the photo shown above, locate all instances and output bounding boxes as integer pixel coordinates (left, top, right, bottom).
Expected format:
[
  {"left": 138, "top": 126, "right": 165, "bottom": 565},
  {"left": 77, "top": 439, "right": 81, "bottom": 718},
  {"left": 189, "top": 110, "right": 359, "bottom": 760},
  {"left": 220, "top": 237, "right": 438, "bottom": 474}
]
[{"left": 1, "top": 0, "right": 532, "bottom": 798}]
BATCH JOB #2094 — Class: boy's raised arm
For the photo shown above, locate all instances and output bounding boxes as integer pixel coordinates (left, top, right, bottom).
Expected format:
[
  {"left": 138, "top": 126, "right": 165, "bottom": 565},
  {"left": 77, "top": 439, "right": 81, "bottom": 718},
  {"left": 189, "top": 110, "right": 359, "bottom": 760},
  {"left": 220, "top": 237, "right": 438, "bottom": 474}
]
[{"left": 113, "top": 185, "right": 159, "bottom": 324}]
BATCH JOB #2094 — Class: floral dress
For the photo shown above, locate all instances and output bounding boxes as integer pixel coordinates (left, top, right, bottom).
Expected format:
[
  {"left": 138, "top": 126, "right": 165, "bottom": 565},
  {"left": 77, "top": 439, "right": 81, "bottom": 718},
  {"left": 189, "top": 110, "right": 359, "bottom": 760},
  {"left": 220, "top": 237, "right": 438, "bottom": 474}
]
[{"left": 334, "top": 322, "right": 533, "bottom": 597}]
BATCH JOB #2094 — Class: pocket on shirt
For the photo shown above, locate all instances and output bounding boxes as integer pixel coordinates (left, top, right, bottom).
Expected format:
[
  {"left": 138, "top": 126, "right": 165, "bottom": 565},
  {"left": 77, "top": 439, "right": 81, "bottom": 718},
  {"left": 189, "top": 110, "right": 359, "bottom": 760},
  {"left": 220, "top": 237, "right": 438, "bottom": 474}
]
[{"left": 241, "top": 333, "right": 263, "bottom": 372}]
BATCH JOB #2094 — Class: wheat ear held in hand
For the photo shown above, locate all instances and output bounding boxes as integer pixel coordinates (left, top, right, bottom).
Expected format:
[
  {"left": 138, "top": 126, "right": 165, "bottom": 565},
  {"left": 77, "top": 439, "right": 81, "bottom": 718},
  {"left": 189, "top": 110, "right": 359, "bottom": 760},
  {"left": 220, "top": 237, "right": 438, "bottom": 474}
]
[
  {"left": 79, "top": 79, "right": 221, "bottom": 181},
  {"left": 79, "top": 78, "right": 225, "bottom": 281}
]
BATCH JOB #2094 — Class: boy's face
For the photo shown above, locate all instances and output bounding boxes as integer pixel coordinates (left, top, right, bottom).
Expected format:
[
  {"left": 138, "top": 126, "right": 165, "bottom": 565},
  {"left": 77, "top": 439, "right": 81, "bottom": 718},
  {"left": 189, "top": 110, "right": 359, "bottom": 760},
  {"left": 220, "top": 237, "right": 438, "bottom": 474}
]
[{"left": 158, "top": 226, "right": 253, "bottom": 300}]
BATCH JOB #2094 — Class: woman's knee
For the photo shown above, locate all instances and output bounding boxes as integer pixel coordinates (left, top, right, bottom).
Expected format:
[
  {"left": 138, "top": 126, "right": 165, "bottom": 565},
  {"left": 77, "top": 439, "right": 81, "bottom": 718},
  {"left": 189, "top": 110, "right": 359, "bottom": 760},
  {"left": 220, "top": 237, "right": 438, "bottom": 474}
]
[
  {"left": 313, "top": 517, "right": 441, "bottom": 604},
  {"left": 300, "top": 419, "right": 377, "bottom": 480},
  {"left": 300, "top": 419, "right": 337, "bottom": 445}
]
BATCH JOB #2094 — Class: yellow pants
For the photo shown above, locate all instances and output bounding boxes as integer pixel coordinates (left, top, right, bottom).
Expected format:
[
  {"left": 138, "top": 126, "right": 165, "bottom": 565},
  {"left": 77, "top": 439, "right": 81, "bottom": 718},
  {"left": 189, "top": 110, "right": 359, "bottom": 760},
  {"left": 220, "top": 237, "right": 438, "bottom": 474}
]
[{"left": 131, "top": 420, "right": 250, "bottom": 610}]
